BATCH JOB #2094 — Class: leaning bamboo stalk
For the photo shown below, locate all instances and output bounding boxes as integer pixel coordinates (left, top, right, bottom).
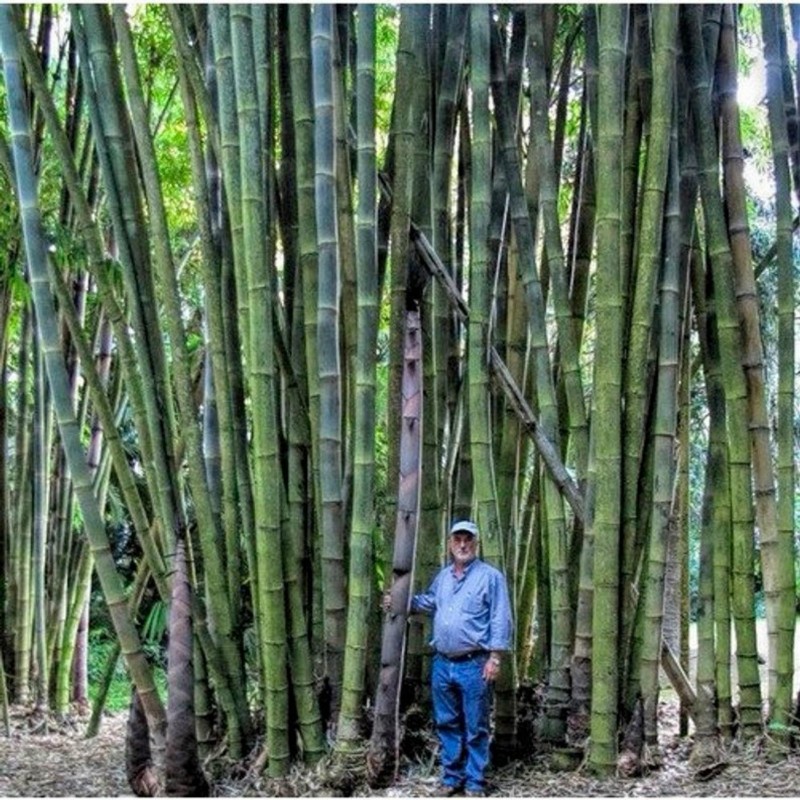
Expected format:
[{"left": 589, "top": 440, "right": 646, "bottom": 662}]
[
  {"left": 0, "top": 6, "right": 166, "bottom": 736},
  {"left": 403, "top": 224, "right": 585, "bottom": 524},
  {"left": 169, "top": 13, "right": 243, "bottom": 638},
  {"left": 527, "top": 4, "right": 589, "bottom": 479},
  {"left": 55, "top": 316, "right": 118, "bottom": 717},
  {"left": 16, "top": 15, "right": 164, "bottom": 577},
  {"left": 75, "top": 6, "right": 180, "bottom": 559},
  {"left": 113, "top": 10, "right": 251, "bottom": 743},
  {"left": 86, "top": 556, "right": 152, "bottom": 739}
]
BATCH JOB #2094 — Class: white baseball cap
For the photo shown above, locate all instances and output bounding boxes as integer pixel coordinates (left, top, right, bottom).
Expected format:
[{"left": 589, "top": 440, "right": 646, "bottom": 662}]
[{"left": 449, "top": 519, "right": 479, "bottom": 538}]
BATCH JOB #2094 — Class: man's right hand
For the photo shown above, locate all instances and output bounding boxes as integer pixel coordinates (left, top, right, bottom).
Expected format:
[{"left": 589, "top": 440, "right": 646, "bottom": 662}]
[{"left": 381, "top": 591, "right": 392, "bottom": 613}]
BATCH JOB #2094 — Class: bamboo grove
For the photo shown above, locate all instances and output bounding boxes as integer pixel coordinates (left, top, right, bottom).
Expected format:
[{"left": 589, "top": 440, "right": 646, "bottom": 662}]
[{"left": 0, "top": 2, "right": 798, "bottom": 790}]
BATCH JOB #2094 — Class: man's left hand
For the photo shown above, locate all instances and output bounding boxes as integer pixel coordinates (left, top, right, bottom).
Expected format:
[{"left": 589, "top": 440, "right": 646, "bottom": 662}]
[{"left": 483, "top": 655, "right": 501, "bottom": 682}]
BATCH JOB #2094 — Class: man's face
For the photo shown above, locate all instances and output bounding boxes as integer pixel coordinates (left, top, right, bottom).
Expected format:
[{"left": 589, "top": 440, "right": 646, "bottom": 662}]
[{"left": 449, "top": 532, "right": 477, "bottom": 565}]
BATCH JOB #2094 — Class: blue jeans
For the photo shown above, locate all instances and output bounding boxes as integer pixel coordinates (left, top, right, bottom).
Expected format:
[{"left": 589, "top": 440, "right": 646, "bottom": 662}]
[{"left": 431, "top": 653, "right": 493, "bottom": 791}]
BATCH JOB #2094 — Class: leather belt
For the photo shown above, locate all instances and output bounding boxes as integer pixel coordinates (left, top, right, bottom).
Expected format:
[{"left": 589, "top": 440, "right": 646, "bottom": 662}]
[{"left": 438, "top": 650, "right": 486, "bottom": 662}]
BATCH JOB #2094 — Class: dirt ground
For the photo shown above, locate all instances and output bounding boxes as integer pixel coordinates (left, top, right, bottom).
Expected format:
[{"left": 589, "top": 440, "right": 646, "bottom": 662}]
[
  {"left": 3, "top": 621, "right": 800, "bottom": 798},
  {"left": 2, "top": 701, "right": 800, "bottom": 798}
]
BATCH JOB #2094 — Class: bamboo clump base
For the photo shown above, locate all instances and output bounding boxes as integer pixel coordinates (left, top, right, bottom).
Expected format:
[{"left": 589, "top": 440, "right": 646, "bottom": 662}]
[{"left": 1, "top": 702, "right": 800, "bottom": 796}]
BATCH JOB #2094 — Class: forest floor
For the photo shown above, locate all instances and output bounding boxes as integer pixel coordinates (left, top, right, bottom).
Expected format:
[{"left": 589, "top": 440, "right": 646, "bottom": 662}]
[
  {"left": 3, "top": 622, "right": 800, "bottom": 797},
  {"left": 2, "top": 699, "right": 800, "bottom": 797}
]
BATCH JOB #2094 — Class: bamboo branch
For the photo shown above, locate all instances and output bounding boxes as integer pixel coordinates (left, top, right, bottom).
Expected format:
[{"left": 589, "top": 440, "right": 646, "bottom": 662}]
[
  {"left": 660, "top": 640, "right": 696, "bottom": 721},
  {"left": 397, "top": 205, "right": 586, "bottom": 525},
  {"left": 489, "top": 350, "right": 585, "bottom": 525}
]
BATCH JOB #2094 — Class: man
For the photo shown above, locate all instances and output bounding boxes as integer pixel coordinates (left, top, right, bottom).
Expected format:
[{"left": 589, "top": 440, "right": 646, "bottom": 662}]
[{"left": 387, "top": 520, "right": 512, "bottom": 797}]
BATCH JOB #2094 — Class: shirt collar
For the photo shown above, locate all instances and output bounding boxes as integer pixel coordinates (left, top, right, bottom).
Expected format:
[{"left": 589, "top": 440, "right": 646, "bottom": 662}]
[{"left": 449, "top": 556, "right": 478, "bottom": 577}]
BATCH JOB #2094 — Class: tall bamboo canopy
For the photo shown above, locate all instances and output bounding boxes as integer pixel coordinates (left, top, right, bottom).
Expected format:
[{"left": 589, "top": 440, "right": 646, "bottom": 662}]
[{"left": 0, "top": 2, "right": 797, "bottom": 785}]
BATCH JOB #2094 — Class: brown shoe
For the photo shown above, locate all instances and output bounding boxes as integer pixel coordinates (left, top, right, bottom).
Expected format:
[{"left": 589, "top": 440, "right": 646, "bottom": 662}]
[{"left": 437, "top": 782, "right": 463, "bottom": 797}]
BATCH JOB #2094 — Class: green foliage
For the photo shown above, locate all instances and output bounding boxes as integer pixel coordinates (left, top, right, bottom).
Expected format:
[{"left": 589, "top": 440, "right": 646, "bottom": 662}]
[
  {"left": 87, "top": 593, "right": 168, "bottom": 712},
  {"left": 87, "top": 634, "right": 128, "bottom": 712},
  {"left": 129, "top": 4, "right": 194, "bottom": 238},
  {"left": 375, "top": 5, "right": 398, "bottom": 157},
  {"left": 87, "top": 630, "right": 167, "bottom": 712},
  {"left": 687, "top": 342, "right": 707, "bottom": 620}
]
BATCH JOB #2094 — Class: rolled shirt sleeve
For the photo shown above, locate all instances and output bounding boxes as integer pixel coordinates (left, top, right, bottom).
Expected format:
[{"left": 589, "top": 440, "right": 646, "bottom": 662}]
[
  {"left": 411, "top": 571, "right": 441, "bottom": 614},
  {"left": 487, "top": 569, "right": 512, "bottom": 652}
]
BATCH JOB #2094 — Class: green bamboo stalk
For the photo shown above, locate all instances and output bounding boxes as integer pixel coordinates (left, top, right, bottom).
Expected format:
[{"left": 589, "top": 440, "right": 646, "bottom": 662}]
[
  {"left": 288, "top": 4, "right": 324, "bottom": 674},
  {"left": 568, "top": 15, "right": 599, "bottom": 735},
  {"left": 311, "top": 3, "right": 346, "bottom": 726},
  {"left": 198, "top": 8, "right": 260, "bottom": 650},
  {"left": 75, "top": 6, "right": 180, "bottom": 561},
  {"left": 16, "top": 17, "right": 165, "bottom": 595},
  {"left": 589, "top": 4, "right": 628, "bottom": 774},
  {"left": 13, "top": 310, "right": 33, "bottom": 705},
  {"left": 113, "top": 9, "right": 251, "bottom": 746},
  {"left": 264, "top": 10, "right": 326, "bottom": 766},
  {"left": 469, "top": 4, "right": 501, "bottom": 565},
  {"left": 681, "top": 4, "right": 762, "bottom": 736},
  {"left": 617, "top": 12, "right": 649, "bottom": 686},
  {"left": 332, "top": 8, "right": 358, "bottom": 487},
  {"left": 276, "top": 12, "right": 326, "bottom": 766},
  {"left": 229, "top": 4, "right": 289, "bottom": 775},
  {"left": 0, "top": 643, "right": 9, "bottom": 735},
  {"left": 335, "top": 3, "right": 378, "bottom": 756},
  {"left": 619, "top": 7, "right": 647, "bottom": 316},
  {"left": 32, "top": 331, "right": 50, "bottom": 712},
  {"left": 527, "top": 4, "right": 589, "bottom": 481},
  {"left": 761, "top": 2, "right": 797, "bottom": 739},
  {"left": 168, "top": 3, "right": 246, "bottom": 678},
  {"left": 639, "top": 72, "right": 680, "bottom": 761},
  {"left": 491, "top": 20, "right": 567, "bottom": 745},
  {"left": 719, "top": 8, "right": 786, "bottom": 714},
  {"left": 496, "top": 229, "right": 528, "bottom": 592},
  {"left": 0, "top": 6, "right": 166, "bottom": 736},
  {"left": 694, "top": 243, "right": 735, "bottom": 741}
]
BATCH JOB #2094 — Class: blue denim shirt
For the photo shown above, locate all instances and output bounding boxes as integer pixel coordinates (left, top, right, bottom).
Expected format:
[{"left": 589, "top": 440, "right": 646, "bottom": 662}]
[{"left": 411, "top": 558, "right": 512, "bottom": 656}]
